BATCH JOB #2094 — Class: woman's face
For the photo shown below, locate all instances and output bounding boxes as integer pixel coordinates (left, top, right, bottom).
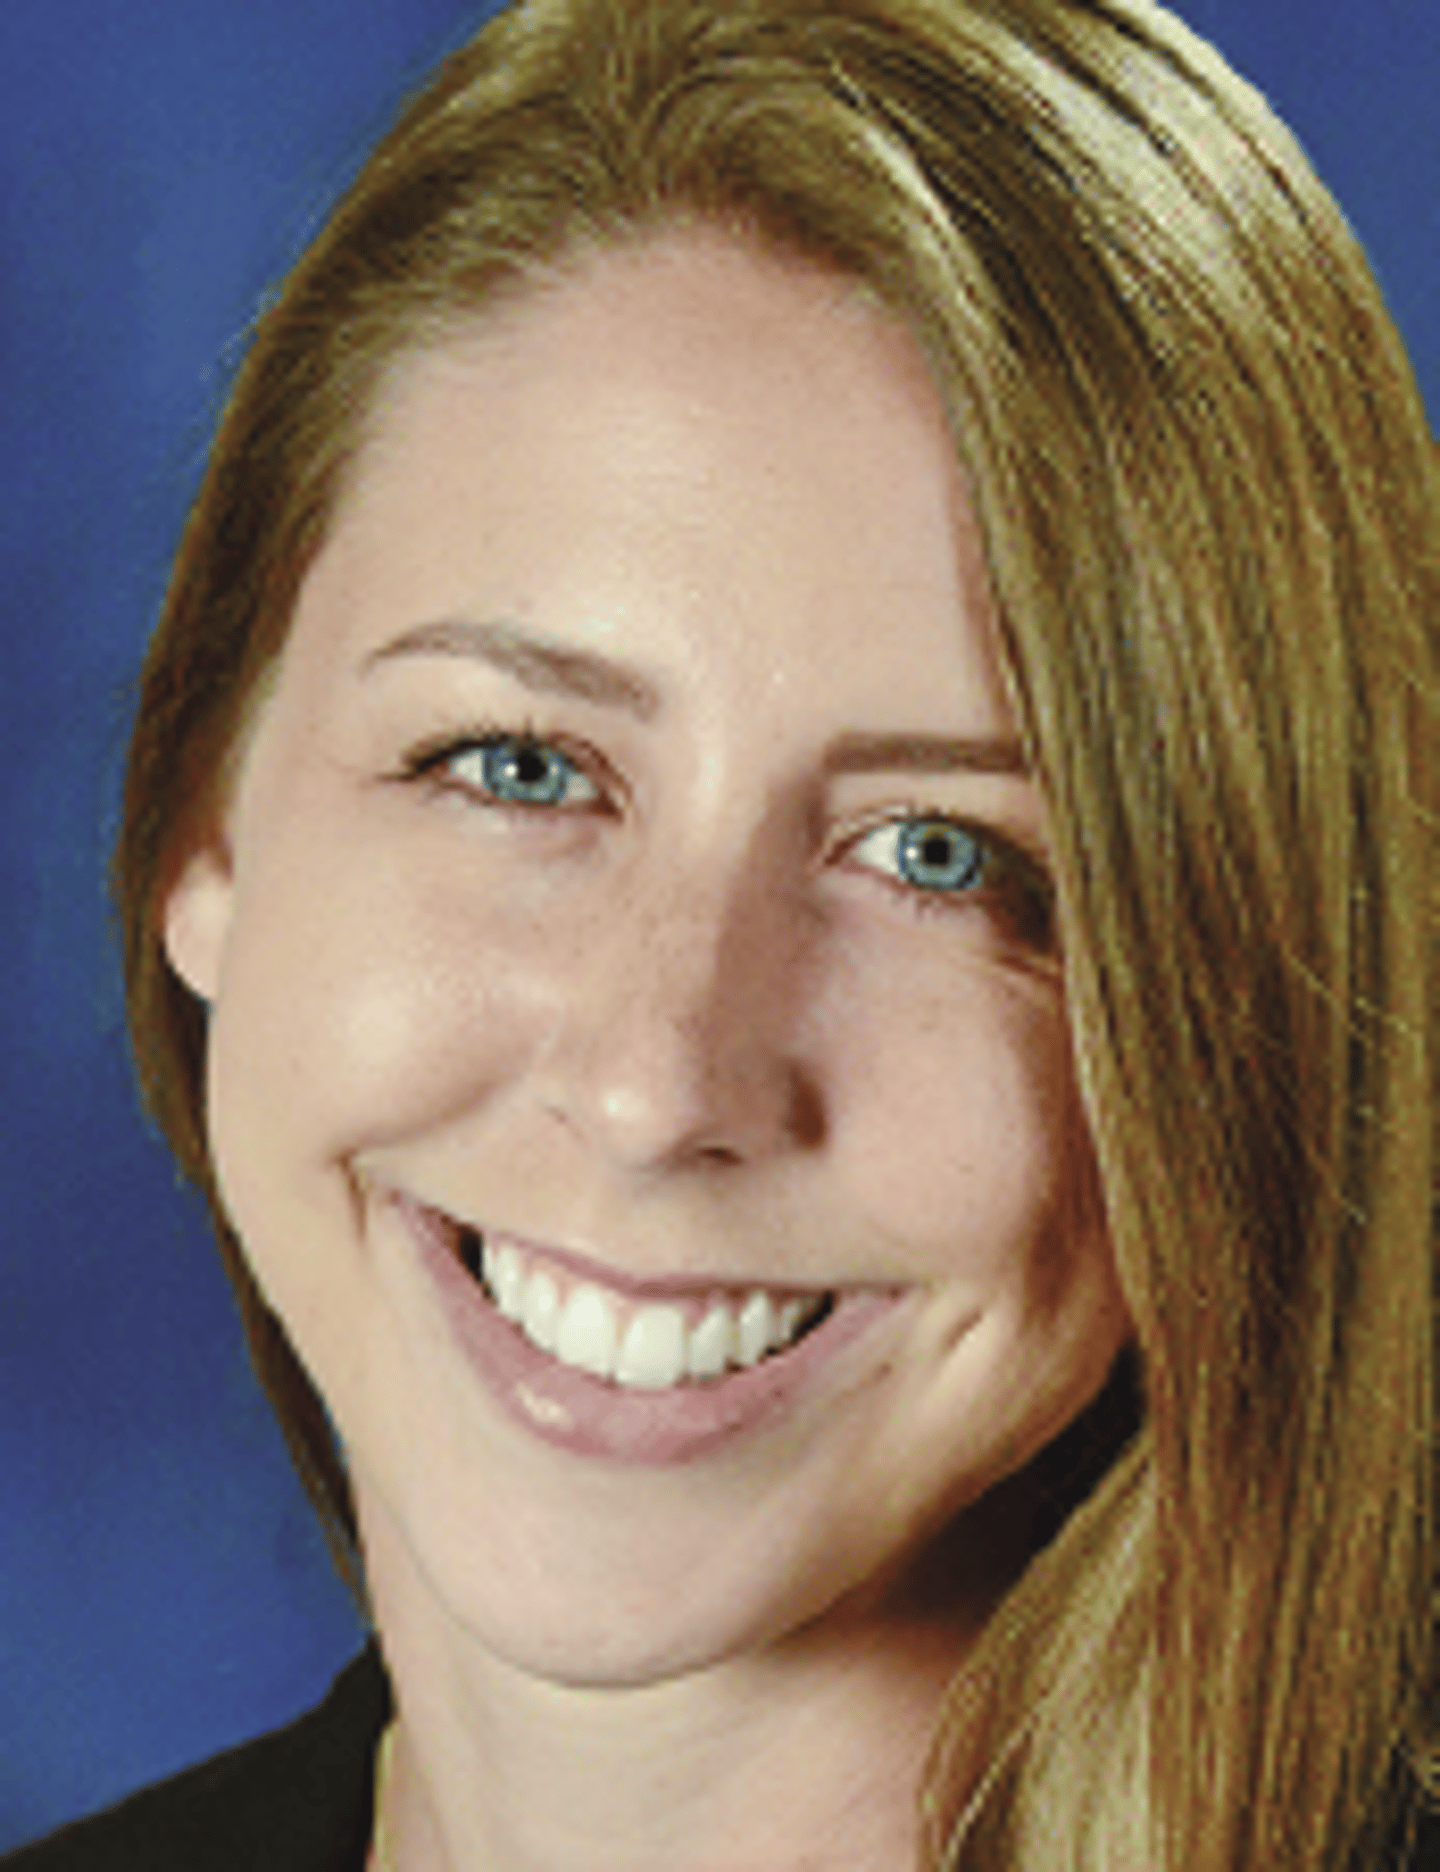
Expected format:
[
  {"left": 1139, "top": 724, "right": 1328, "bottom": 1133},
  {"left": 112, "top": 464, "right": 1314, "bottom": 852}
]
[{"left": 165, "top": 228, "right": 1130, "bottom": 1685}]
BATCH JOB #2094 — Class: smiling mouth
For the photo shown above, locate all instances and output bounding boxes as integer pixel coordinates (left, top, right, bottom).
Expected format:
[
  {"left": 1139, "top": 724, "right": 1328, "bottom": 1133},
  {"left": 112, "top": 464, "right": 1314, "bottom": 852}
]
[
  {"left": 439, "top": 1218, "right": 837, "bottom": 1391},
  {"left": 398, "top": 1198, "right": 905, "bottom": 1463}
]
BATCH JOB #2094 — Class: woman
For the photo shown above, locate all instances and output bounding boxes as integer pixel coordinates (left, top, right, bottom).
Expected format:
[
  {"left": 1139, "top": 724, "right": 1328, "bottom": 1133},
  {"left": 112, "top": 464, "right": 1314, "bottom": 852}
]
[{"left": 10, "top": 0, "right": 1434, "bottom": 1865}]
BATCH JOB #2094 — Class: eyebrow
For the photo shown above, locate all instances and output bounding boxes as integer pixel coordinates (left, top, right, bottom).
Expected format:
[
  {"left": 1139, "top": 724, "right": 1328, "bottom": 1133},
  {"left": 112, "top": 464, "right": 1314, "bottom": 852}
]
[
  {"left": 364, "top": 616, "right": 1029, "bottom": 778},
  {"left": 821, "top": 729, "right": 1029, "bottom": 778},
  {"left": 363, "top": 617, "right": 661, "bottom": 721}
]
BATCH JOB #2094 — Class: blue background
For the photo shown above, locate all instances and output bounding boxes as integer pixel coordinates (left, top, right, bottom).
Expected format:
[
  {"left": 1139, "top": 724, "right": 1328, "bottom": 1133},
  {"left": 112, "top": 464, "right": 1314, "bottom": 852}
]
[{"left": 0, "top": 0, "right": 1434, "bottom": 1850}]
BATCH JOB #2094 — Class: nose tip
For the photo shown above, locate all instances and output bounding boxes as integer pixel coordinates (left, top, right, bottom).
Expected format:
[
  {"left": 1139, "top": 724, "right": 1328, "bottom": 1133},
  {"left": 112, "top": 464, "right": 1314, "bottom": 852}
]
[
  {"left": 532, "top": 890, "right": 821, "bottom": 1174},
  {"left": 541, "top": 995, "right": 818, "bottom": 1174},
  {"left": 574, "top": 1052, "right": 772, "bottom": 1170}
]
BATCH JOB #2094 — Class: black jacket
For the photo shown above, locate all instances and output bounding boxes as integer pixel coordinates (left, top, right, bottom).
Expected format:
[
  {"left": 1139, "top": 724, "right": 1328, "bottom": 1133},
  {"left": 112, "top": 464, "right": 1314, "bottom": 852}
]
[
  {"left": 1, "top": 1648, "right": 389, "bottom": 1872},
  {"left": 6, "top": 1644, "right": 1436, "bottom": 1867}
]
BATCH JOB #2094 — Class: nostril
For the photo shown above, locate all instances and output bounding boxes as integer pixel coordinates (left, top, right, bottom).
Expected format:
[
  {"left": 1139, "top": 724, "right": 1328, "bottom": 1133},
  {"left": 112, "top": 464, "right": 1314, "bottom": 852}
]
[{"left": 788, "top": 1071, "right": 826, "bottom": 1150}]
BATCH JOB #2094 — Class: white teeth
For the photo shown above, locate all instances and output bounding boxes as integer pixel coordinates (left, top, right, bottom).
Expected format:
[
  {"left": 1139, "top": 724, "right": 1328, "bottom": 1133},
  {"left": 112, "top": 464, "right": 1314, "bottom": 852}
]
[
  {"left": 555, "top": 1284, "right": 620, "bottom": 1379},
  {"left": 735, "top": 1291, "right": 776, "bottom": 1367},
  {"left": 615, "top": 1305, "right": 687, "bottom": 1389},
  {"left": 491, "top": 1242, "right": 526, "bottom": 1321},
  {"left": 478, "top": 1237, "right": 825, "bottom": 1389},
  {"left": 687, "top": 1303, "right": 735, "bottom": 1380},
  {"left": 521, "top": 1270, "right": 561, "bottom": 1353}
]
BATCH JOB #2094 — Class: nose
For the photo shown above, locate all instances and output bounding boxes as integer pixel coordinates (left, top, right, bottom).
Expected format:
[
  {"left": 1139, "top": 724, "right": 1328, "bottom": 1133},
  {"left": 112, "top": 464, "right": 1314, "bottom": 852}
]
[{"left": 529, "top": 854, "right": 821, "bottom": 1175}]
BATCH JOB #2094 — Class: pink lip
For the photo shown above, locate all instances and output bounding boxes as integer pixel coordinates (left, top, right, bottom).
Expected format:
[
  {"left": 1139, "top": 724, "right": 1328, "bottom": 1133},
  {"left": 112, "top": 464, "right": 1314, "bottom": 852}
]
[
  {"left": 471, "top": 1228, "right": 812, "bottom": 1306},
  {"left": 399, "top": 1199, "right": 903, "bottom": 1466}
]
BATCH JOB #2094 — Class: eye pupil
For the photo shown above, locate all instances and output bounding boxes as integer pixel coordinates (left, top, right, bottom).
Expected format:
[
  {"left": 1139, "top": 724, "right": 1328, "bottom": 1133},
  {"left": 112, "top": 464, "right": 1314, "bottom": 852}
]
[
  {"left": 513, "top": 747, "right": 547, "bottom": 785},
  {"left": 898, "top": 820, "right": 984, "bottom": 892},
  {"left": 482, "top": 738, "right": 566, "bottom": 803}
]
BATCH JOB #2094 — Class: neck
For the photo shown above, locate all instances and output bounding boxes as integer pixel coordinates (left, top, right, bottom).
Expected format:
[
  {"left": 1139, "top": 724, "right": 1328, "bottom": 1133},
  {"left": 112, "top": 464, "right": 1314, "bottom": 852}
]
[{"left": 356, "top": 1479, "right": 1034, "bottom": 1872}]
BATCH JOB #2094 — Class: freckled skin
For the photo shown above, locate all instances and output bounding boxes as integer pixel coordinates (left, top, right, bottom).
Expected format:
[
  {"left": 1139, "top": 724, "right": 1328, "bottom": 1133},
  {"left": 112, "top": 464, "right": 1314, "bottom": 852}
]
[{"left": 164, "top": 228, "right": 1132, "bottom": 1867}]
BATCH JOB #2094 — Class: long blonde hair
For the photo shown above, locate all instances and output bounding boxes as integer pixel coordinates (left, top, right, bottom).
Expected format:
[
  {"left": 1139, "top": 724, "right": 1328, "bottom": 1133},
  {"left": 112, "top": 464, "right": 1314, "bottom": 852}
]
[{"left": 116, "top": 1, "right": 1436, "bottom": 1863}]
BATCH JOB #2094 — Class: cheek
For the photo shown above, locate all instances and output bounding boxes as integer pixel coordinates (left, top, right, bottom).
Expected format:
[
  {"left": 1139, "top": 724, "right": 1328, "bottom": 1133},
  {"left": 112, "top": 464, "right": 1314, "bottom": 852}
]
[
  {"left": 823, "top": 941, "right": 1085, "bottom": 1277},
  {"left": 201, "top": 823, "right": 558, "bottom": 1256}
]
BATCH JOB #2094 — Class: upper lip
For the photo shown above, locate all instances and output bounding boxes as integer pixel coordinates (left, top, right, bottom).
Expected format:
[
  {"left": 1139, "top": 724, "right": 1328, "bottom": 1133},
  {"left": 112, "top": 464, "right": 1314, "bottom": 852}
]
[{"left": 397, "top": 1193, "right": 885, "bottom": 1304}]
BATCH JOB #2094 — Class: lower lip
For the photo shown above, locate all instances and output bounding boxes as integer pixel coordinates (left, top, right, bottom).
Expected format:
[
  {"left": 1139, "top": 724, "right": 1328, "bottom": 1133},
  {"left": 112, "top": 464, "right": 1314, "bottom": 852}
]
[{"left": 401, "top": 1201, "right": 901, "bottom": 1466}]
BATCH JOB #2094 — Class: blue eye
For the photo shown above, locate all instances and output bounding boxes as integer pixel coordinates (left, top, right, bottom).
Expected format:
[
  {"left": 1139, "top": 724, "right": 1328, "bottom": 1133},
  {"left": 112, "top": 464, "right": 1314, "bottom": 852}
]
[
  {"left": 444, "top": 736, "right": 599, "bottom": 808},
  {"left": 852, "top": 816, "right": 988, "bottom": 895}
]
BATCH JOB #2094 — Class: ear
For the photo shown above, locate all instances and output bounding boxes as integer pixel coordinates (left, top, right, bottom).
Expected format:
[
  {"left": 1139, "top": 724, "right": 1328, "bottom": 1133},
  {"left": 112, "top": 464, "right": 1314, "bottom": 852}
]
[{"left": 161, "top": 838, "right": 236, "bottom": 1005}]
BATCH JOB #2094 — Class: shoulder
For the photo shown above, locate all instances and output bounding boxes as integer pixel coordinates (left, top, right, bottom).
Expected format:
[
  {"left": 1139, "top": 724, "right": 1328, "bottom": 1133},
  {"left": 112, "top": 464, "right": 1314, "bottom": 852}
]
[{"left": 2, "top": 1646, "right": 390, "bottom": 1872}]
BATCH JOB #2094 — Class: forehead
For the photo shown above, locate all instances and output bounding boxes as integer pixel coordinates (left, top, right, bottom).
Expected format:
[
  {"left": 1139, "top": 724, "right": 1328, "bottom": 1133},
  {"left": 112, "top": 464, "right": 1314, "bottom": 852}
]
[
  {"left": 350, "top": 227, "right": 968, "bottom": 536},
  {"left": 279, "top": 224, "right": 1012, "bottom": 736},
  {"left": 367, "top": 225, "right": 943, "bottom": 449}
]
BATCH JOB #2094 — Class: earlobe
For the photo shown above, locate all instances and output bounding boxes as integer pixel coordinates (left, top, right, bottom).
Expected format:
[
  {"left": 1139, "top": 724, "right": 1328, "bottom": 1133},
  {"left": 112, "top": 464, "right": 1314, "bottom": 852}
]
[{"left": 161, "top": 843, "right": 236, "bottom": 1005}]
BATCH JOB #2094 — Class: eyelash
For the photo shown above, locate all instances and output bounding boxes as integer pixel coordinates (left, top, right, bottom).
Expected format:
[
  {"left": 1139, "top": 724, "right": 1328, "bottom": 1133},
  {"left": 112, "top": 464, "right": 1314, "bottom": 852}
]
[
  {"left": 397, "top": 725, "right": 1053, "bottom": 942},
  {"left": 843, "top": 809, "right": 1053, "bottom": 936},
  {"left": 398, "top": 719, "right": 613, "bottom": 811}
]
